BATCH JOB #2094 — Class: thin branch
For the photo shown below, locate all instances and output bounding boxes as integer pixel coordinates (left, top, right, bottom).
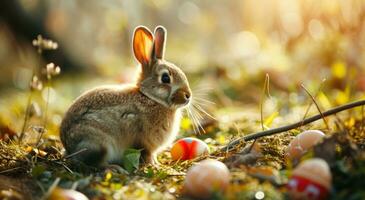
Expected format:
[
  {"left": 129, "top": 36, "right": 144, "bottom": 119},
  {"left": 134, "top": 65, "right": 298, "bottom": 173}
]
[
  {"left": 36, "top": 180, "right": 46, "bottom": 195},
  {"left": 0, "top": 167, "right": 22, "bottom": 174},
  {"left": 224, "top": 99, "right": 365, "bottom": 149},
  {"left": 71, "top": 182, "right": 79, "bottom": 190},
  {"left": 301, "top": 79, "right": 326, "bottom": 126},
  {"left": 301, "top": 84, "right": 330, "bottom": 130},
  {"left": 361, "top": 105, "right": 364, "bottom": 131},
  {"left": 333, "top": 114, "right": 345, "bottom": 131},
  {"left": 247, "top": 139, "right": 257, "bottom": 153},
  {"left": 37, "top": 83, "right": 51, "bottom": 147},
  {"left": 58, "top": 162, "right": 73, "bottom": 174},
  {"left": 19, "top": 93, "right": 33, "bottom": 143},
  {"left": 42, "top": 177, "right": 60, "bottom": 200},
  {"left": 64, "top": 148, "right": 87, "bottom": 160}
]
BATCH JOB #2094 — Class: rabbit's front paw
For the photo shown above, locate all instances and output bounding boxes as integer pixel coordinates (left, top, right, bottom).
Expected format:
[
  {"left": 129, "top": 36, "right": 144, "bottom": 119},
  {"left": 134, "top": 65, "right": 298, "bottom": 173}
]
[
  {"left": 103, "top": 164, "right": 128, "bottom": 174},
  {"left": 142, "top": 152, "right": 159, "bottom": 166}
]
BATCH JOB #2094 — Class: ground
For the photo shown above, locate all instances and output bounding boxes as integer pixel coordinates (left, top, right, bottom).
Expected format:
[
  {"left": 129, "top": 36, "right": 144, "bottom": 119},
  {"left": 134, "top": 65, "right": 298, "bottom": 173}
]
[
  {"left": 0, "top": 83, "right": 365, "bottom": 200},
  {"left": 1, "top": 1, "right": 365, "bottom": 198}
]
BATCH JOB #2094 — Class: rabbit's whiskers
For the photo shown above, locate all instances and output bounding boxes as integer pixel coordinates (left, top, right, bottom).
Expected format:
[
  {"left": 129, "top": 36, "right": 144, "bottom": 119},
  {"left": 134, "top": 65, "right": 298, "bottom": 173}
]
[
  {"left": 185, "top": 107, "right": 198, "bottom": 134},
  {"left": 184, "top": 93, "right": 215, "bottom": 135}
]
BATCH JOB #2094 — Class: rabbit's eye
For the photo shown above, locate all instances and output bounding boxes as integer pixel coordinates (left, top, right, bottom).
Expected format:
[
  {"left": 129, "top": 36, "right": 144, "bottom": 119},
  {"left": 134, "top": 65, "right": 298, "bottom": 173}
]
[{"left": 161, "top": 72, "right": 171, "bottom": 84}]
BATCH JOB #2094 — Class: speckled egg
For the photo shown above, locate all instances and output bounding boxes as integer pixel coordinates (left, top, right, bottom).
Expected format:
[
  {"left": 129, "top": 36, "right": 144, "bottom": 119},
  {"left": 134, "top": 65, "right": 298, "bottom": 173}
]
[
  {"left": 287, "top": 158, "right": 331, "bottom": 200},
  {"left": 170, "top": 137, "right": 209, "bottom": 160},
  {"left": 184, "top": 159, "right": 230, "bottom": 199},
  {"left": 286, "top": 130, "right": 325, "bottom": 160}
]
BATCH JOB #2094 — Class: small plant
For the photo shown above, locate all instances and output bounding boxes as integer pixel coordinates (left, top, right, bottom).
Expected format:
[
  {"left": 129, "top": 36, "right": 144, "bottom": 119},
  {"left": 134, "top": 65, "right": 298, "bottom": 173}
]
[
  {"left": 18, "top": 35, "right": 60, "bottom": 145},
  {"left": 122, "top": 148, "right": 142, "bottom": 173}
]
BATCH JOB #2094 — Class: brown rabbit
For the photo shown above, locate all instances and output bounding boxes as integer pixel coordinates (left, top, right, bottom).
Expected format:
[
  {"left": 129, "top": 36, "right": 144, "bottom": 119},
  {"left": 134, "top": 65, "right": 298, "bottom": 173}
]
[{"left": 60, "top": 26, "right": 191, "bottom": 167}]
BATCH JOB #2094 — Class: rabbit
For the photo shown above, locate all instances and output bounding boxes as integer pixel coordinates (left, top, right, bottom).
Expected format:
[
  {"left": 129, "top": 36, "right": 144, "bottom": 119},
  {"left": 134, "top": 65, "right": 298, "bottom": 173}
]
[{"left": 60, "top": 25, "right": 191, "bottom": 167}]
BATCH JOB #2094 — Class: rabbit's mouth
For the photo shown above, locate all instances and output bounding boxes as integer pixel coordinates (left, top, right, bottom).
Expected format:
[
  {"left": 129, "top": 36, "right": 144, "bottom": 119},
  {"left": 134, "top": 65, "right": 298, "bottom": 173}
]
[
  {"left": 170, "top": 98, "right": 191, "bottom": 108},
  {"left": 170, "top": 88, "right": 191, "bottom": 108}
]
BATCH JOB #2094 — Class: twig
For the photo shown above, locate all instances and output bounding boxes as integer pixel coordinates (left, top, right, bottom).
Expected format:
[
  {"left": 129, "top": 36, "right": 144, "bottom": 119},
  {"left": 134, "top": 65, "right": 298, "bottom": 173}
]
[
  {"left": 37, "top": 83, "right": 50, "bottom": 147},
  {"left": 301, "top": 84, "right": 330, "bottom": 130},
  {"left": 0, "top": 167, "right": 22, "bottom": 174},
  {"left": 36, "top": 129, "right": 46, "bottom": 148},
  {"left": 71, "top": 182, "right": 79, "bottom": 190},
  {"left": 301, "top": 79, "right": 326, "bottom": 126},
  {"left": 19, "top": 93, "right": 33, "bottom": 143},
  {"left": 64, "top": 148, "right": 87, "bottom": 160},
  {"left": 36, "top": 180, "right": 46, "bottom": 195},
  {"left": 42, "top": 177, "right": 60, "bottom": 200},
  {"left": 333, "top": 114, "right": 345, "bottom": 131},
  {"left": 58, "top": 162, "right": 74, "bottom": 174},
  {"left": 361, "top": 105, "right": 364, "bottom": 131},
  {"left": 36, "top": 155, "right": 74, "bottom": 174},
  {"left": 247, "top": 139, "right": 257, "bottom": 153},
  {"left": 224, "top": 99, "right": 365, "bottom": 149},
  {"left": 51, "top": 146, "right": 62, "bottom": 155}
]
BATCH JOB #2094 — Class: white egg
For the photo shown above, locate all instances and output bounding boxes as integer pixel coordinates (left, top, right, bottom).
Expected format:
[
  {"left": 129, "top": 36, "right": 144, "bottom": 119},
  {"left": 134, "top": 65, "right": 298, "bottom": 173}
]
[
  {"left": 48, "top": 187, "right": 89, "bottom": 200},
  {"left": 286, "top": 130, "right": 325, "bottom": 159},
  {"left": 184, "top": 159, "right": 230, "bottom": 199}
]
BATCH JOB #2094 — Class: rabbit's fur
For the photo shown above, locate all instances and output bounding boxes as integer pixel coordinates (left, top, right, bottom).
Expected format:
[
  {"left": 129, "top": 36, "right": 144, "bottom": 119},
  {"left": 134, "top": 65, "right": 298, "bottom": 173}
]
[{"left": 60, "top": 26, "right": 191, "bottom": 167}]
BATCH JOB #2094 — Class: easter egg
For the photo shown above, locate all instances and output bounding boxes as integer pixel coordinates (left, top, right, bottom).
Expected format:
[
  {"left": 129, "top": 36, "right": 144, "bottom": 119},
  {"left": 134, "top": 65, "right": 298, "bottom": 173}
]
[
  {"left": 48, "top": 187, "right": 89, "bottom": 200},
  {"left": 184, "top": 159, "right": 230, "bottom": 199},
  {"left": 171, "top": 137, "right": 209, "bottom": 160},
  {"left": 286, "top": 130, "right": 325, "bottom": 160},
  {"left": 287, "top": 158, "right": 331, "bottom": 200}
]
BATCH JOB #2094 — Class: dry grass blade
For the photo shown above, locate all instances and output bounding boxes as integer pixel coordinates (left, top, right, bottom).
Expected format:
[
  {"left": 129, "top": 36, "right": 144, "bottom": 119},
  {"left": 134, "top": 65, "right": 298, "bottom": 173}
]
[
  {"left": 42, "top": 177, "right": 60, "bottom": 200},
  {"left": 301, "top": 83, "right": 330, "bottom": 130},
  {"left": 64, "top": 148, "right": 87, "bottom": 160},
  {"left": 260, "top": 73, "right": 271, "bottom": 131},
  {"left": 19, "top": 93, "right": 33, "bottom": 143},
  {"left": 301, "top": 79, "right": 326, "bottom": 126}
]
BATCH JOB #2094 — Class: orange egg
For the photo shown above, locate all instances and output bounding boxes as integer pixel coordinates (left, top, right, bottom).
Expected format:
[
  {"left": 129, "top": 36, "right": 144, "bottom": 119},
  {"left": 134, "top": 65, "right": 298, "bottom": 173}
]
[
  {"left": 287, "top": 158, "right": 331, "bottom": 200},
  {"left": 170, "top": 137, "right": 209, "bottom": 160},
  {"left": 184, "top": 159, "right": 230, "bottom": 199},
  {"left": 286, "top": 130, "right": 325, "bottom": 160}
]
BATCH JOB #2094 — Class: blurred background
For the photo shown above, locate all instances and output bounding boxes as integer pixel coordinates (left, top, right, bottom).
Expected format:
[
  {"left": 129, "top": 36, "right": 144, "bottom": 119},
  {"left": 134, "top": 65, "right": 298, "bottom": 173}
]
[{"left": 0, "top": 0, "right": 365, "bottom": 136}]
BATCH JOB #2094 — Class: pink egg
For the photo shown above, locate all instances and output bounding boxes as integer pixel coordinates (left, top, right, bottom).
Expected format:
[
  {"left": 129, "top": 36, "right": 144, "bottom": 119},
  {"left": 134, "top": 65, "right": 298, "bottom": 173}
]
[
  {"left": 171, "top": 137, "right": 209, "bottom": 161},
  {"left": 184, "top": 159, "right": 230, "bottom": 199},
  {"left": 287, "top": 158, "right": 331, "bottom": 200},
  {"left": 286, "top": 130, "right": 325, "bottom": 159}
]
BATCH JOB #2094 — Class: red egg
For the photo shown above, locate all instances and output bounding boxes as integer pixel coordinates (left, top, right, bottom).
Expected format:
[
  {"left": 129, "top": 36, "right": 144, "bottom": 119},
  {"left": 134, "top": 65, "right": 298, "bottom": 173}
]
[
  {"left": 184, "top": 159, "right": 230, "bottom": 199},
  {"left": 170, "top": 137, "right": 209, "bottom": 160},
  {"left": 287, "top": 158, "right": 331, "bottom": 200},
  {"left": 286, "top": 130, "right": 325, "bottom": 160}
]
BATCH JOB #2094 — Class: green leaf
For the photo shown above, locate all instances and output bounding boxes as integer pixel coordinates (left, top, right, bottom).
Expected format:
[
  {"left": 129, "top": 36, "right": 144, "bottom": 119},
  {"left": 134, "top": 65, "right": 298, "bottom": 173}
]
[
  {"left": 145, "top": 167, "right": 154, "bottom": 178},
  {"left": 156, "top": 170, "right": 168, "bottom": 180},
  {"left": 122, "top": 148, "right": 142, "bottom": 173},
  {"left": 264, "top": 111, "right": 279, "bottom": 127},
  {"left": 31, "top": 164, "right": 46, "bottom": 178}
]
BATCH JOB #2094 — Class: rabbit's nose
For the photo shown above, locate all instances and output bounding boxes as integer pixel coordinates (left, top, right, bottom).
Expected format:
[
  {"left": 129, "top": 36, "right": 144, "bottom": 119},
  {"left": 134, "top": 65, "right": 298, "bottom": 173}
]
[
  {"left": 172, "top": 89, "right": 191, "bottom": 105},
  {"left": 184, "top": 92, "right": 191, "bottom": 100}
]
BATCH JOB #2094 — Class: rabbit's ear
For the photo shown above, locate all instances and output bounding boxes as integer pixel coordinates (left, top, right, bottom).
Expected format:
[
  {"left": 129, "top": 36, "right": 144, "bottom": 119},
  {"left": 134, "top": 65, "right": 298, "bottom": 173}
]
[
  {"left": 133, "top": 26, "right": 153, "bottom": 65},
  {"left": 153, "top": 26, "right": 166, "bottom": 59}
]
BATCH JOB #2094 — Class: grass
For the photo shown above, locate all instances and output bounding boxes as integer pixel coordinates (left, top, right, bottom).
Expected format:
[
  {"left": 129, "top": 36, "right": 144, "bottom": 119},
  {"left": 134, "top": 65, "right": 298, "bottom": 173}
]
[
  {"left": 1, "top": 98, "right": 365, "bottom": 199},
  {"left": 1, "top": 30, "right": 365, "bottom": 199}
]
